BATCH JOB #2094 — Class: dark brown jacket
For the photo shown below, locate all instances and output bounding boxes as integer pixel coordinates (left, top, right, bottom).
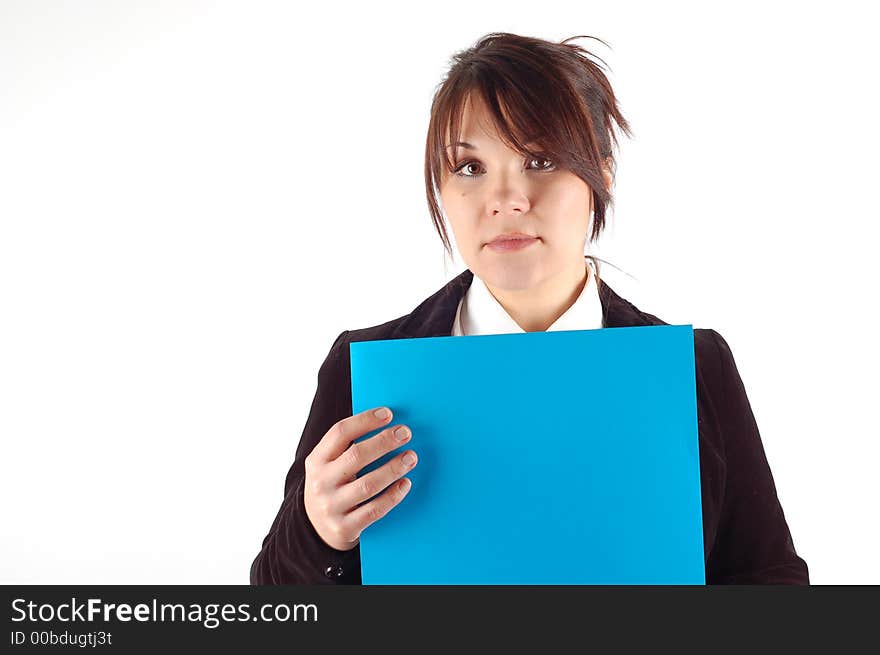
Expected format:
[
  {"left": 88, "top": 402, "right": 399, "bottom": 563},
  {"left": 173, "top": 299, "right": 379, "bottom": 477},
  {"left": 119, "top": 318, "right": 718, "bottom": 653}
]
[{"left": 250, "top": 264, "right": 809, "bottom": 584}]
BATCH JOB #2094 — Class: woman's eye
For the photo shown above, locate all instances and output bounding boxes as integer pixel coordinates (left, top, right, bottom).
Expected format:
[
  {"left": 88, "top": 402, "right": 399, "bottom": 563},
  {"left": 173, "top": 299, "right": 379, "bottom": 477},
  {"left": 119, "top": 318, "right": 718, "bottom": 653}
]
[
  {"left": 453, "top": 156, "right": 556, "bottom": 178},
  {"left": 529, "top": 156, "right": 555, "bottom": 171},
  {"left": 455, "top": 161, "right": 483, "bottom": 177}
]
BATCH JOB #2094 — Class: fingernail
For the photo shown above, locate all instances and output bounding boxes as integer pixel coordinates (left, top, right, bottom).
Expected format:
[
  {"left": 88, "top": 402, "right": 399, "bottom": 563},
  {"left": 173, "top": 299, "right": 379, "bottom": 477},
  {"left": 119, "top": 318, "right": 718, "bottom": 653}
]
[
  {"left": 374, "top": 408, "right": 390, "bottom": 420},
  {"left": 395, "top": 426, "right": 410, "bottom": 442},
  {"left": 402, "top": 452, "right": 416, "bottom": 467}
]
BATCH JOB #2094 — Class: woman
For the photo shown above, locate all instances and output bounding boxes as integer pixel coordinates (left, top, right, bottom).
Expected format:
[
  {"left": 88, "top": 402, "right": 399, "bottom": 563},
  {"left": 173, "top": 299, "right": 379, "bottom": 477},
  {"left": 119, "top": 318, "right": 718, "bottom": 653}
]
[{"left": 250, "top": 32, "right": 809, "bottom": 585}]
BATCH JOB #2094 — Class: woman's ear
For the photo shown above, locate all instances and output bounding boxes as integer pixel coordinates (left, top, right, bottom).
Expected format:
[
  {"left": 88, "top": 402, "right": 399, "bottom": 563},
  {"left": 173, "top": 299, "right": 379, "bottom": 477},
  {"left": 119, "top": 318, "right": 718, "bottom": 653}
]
[{"left": 602, "top": 157, "right": 613, "bottom": 193}]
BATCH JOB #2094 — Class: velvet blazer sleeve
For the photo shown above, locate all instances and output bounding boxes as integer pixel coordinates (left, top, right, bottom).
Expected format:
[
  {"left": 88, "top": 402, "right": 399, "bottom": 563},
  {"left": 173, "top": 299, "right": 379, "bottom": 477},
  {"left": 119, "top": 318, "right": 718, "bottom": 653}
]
[
  {"left": 702, "top": 329, "right": 809, "bottom": 584},
  {"left": 250, "top": 330, "right": 362, "bottom": 584}
]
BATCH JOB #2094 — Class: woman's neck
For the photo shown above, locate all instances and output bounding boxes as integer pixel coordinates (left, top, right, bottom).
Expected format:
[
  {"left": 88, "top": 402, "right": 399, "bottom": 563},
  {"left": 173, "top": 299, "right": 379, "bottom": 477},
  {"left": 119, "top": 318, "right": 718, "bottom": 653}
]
[{"left": 484, "top": 259, "right": 590, "bottom": 332}]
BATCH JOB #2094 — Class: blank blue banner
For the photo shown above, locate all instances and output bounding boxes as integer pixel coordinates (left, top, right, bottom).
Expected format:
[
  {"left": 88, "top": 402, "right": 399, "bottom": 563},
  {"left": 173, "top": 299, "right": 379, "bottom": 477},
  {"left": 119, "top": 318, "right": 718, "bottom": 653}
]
[{"left": 350, "top": 325, "right": 704, "bottom": 584}]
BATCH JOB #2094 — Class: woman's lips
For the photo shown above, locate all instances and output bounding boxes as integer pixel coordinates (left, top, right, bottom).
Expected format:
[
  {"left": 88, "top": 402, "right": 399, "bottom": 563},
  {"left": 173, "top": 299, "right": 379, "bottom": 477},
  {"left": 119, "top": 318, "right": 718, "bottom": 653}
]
[{"left": 486, "top": 237, "right": 539, "bottom": 252}]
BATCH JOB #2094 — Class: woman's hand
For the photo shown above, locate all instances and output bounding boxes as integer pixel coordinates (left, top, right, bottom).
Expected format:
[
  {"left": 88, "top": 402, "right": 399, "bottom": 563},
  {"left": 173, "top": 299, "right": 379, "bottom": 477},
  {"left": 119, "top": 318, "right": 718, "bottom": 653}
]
[{"left": 303, "top": 407, "right": 418, "bottom": 551}]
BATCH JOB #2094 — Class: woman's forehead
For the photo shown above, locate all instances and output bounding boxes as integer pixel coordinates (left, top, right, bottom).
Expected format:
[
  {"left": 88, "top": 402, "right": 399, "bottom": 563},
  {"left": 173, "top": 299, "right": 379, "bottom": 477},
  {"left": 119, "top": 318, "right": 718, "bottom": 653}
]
[{"left": 445, "top": 92, "right": 528, "bottom": 147}]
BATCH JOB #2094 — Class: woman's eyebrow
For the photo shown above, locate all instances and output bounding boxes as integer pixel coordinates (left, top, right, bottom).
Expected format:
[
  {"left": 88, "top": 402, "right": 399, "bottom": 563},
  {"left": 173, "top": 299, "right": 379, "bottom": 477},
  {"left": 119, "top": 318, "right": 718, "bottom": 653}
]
[{"left": 444, "top": 137, "right": 543, "bottom": 151}]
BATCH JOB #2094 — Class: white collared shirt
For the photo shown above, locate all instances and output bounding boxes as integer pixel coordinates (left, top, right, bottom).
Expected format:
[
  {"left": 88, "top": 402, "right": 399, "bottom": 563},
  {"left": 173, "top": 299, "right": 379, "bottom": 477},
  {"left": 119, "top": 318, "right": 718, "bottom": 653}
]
[{"left": 451, "top": 259, "right": 603, "bottom": 336}]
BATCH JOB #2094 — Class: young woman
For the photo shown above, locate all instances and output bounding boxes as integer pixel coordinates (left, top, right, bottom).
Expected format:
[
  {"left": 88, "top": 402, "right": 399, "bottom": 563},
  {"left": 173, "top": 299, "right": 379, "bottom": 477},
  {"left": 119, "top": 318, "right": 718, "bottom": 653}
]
[{"left": 250, "top": 32, "right": 809, "bottom": 585}]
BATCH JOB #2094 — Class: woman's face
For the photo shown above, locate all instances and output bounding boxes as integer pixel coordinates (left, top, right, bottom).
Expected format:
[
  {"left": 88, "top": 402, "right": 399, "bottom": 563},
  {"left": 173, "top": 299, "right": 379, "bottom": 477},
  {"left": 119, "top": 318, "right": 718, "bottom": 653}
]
[{"left": 439, "top": 93, "right": 603, "bottom": 293}]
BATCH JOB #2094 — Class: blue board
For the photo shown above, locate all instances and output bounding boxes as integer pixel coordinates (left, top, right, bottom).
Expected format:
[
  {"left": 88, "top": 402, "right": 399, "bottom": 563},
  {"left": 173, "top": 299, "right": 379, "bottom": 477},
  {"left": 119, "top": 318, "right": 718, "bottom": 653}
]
[{"left": 350, "top": 325, "right": 704, "bottom": 584}]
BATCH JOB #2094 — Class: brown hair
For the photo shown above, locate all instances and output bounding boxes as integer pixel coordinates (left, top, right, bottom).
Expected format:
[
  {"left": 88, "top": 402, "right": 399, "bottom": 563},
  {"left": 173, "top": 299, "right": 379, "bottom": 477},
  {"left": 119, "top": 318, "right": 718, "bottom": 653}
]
[{"left": 424, "top": 32, "right": 633, "bottom": 283}]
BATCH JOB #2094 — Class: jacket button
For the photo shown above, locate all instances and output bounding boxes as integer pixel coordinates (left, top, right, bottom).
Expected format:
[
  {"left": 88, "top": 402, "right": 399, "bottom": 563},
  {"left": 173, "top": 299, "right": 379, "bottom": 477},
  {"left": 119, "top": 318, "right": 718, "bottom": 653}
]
[{"left": 324, "top": 564, "right": 344, "bottom": 580}]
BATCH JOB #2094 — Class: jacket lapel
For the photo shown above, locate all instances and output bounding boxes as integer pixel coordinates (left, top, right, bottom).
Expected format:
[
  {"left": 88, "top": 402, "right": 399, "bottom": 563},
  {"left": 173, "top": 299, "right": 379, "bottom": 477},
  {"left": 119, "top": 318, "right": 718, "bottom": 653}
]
[{"left": 391, "top": 258, "right": 661, "bottom": 339}]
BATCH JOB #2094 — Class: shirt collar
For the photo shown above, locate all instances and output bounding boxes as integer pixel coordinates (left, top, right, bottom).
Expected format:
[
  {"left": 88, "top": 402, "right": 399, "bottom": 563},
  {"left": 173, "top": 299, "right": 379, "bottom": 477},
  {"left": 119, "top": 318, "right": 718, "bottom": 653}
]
[{"left": 452, "top": 259, "right": 603, "bottom": 336}]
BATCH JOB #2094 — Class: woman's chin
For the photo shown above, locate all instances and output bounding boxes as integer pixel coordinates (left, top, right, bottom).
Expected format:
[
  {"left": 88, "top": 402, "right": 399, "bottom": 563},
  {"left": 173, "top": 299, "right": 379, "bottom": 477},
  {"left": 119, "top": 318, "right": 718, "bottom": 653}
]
[{"left": 477, "top": 261, "right": 542, "bottom": 292}]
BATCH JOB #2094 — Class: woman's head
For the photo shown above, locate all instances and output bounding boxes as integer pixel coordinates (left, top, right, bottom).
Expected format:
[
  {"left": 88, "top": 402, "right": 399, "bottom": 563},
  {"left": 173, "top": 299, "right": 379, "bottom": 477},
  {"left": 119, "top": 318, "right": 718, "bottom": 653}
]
[{"left": 424, "top": 32, "right": 631, "bottom": 291}]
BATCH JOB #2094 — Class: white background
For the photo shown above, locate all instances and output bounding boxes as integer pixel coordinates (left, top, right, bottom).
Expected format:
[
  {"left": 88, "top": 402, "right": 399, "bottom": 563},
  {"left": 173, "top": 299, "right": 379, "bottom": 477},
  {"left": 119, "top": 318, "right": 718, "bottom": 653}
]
[{"left": 1, "top": 0, "right": 877, "bottom": 584}]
